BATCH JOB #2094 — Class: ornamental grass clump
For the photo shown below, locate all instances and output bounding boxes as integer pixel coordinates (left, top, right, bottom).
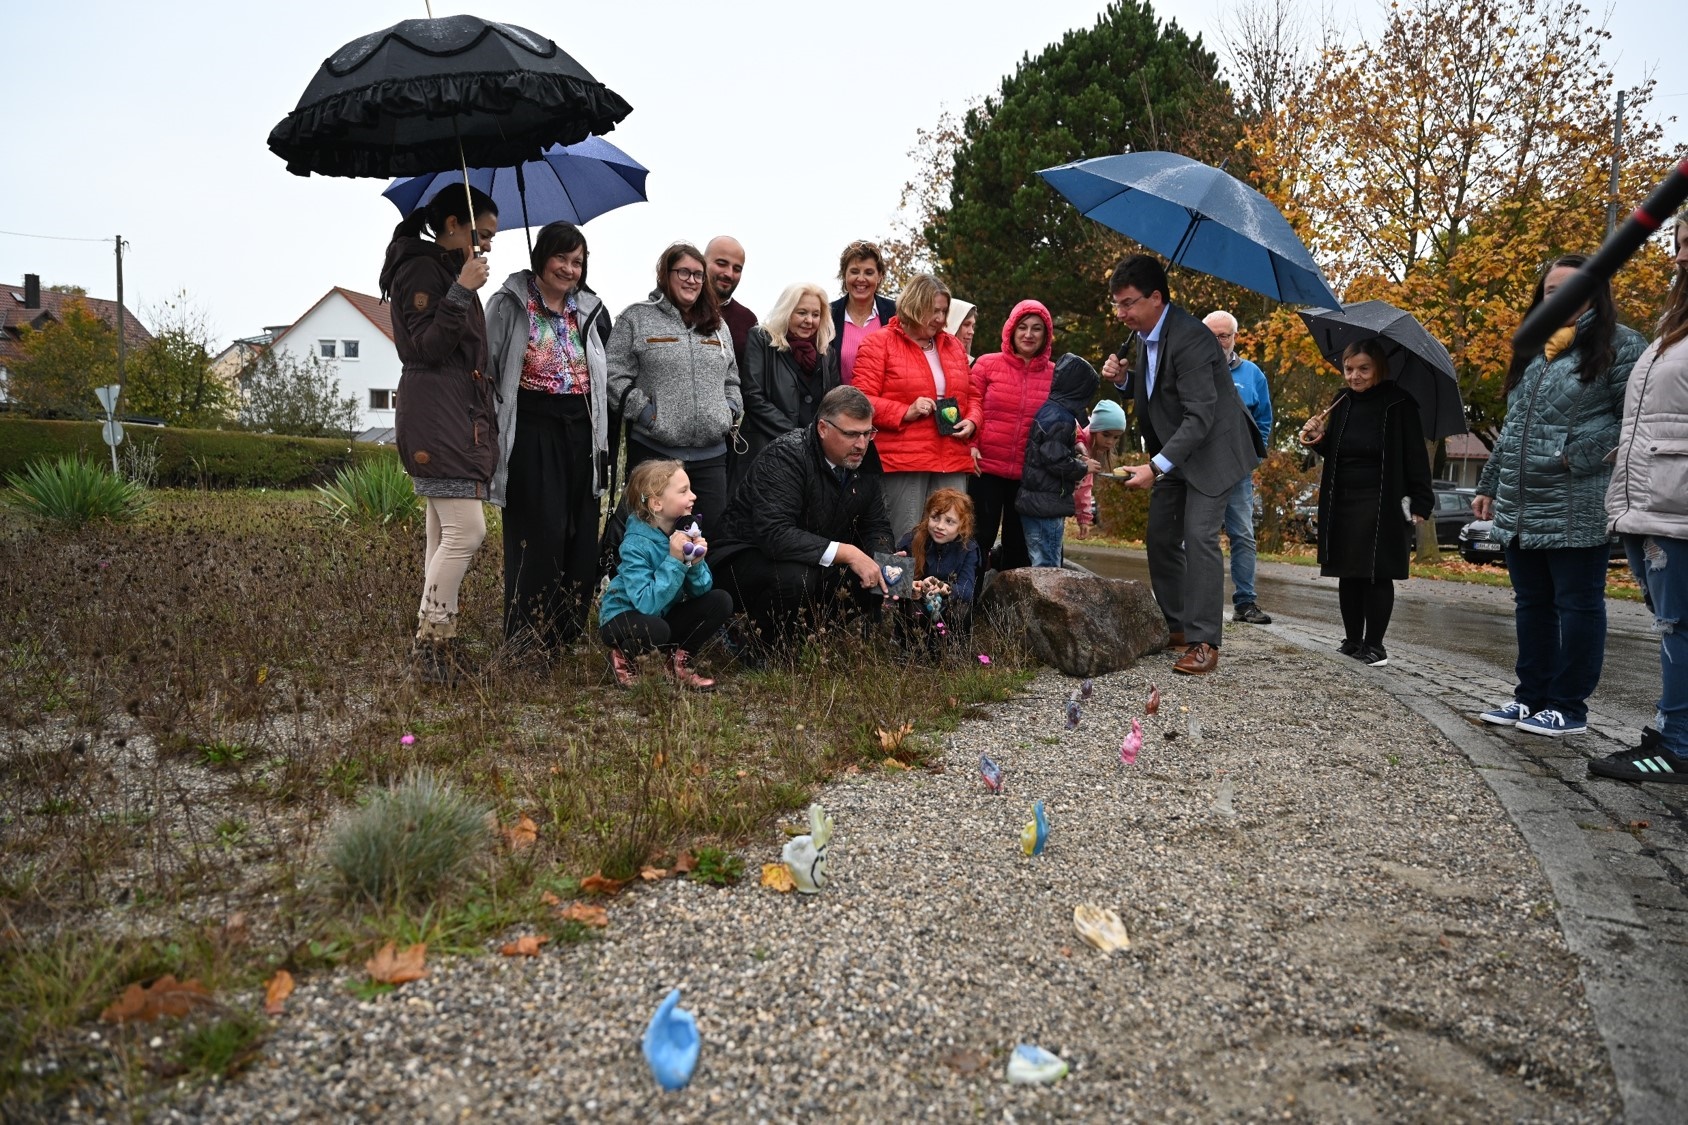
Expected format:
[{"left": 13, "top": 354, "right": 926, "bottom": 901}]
[
  {"left": 328, "top": 771, "right": 490, "bottom": 905},
  {"left": 315, "top": 455, "right": 421, "bottom": 528},
  {"left": 4, "top": 454, "right": 150, "bottom": 526}
]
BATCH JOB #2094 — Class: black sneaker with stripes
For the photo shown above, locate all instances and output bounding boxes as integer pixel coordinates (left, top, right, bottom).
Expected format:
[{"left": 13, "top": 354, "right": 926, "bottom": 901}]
[{"left": 1588, "top": 728, "right": 1688, "bottom": 784}]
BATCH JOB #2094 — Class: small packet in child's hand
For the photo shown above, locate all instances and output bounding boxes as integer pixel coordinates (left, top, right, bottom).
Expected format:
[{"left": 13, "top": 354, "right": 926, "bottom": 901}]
[
  {"left": 874, "top": 552, "right": 915, "bottom": 598},
  {"left": 933, "top": 396, "right": 961, "bottom": 436}
]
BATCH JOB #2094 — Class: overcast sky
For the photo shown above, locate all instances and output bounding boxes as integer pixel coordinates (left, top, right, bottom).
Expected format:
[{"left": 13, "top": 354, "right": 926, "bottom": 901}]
[{"left": 2, "top": 0, "right": 1680, "bottom": 346}]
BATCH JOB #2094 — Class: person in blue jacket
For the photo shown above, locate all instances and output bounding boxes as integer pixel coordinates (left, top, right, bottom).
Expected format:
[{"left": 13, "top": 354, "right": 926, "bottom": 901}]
[
  {"left": 598, "top": 459, "right": 732, "bottom": 690},
  {"left": 1204, "top": 310, "right": 1274, "bottom": 625},
  {"left": 894, "top": 487, "right": 981, "bottom": 654}
]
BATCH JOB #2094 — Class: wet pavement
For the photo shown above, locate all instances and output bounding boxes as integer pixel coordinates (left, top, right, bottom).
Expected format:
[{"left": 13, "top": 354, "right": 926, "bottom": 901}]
[{"left": 1068, "top": 545, "right": 1688, "bottom": 1121}]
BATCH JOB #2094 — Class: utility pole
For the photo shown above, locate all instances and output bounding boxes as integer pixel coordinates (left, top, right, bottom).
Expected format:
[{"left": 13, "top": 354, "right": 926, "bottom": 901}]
[
  {"left": 1607, "top": 90, "right": 1626, "bottom": 236},
  {"left": 114, "top": 234, "right": 127, "bottom": 398}
]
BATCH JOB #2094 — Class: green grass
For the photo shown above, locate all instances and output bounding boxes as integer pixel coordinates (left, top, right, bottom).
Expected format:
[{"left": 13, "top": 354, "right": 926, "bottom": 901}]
[
  {"left": 0, "top": 486, "right": 1030, "bottom": 1109},
  {"left": 315, "top": 455, "right": 422, "bottom": 528},
  {"left": 5, "top": 455, "right": 150, "bottom": 526}
]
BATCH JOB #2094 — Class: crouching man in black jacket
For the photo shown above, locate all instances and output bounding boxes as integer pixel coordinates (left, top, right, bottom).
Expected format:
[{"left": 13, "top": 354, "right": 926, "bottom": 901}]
[{"left": 711, "top": 386, "right": 893, "bottom": 651}]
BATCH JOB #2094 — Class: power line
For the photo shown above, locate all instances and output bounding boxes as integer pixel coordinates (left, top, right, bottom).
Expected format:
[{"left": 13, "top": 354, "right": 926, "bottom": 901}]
[{"left": 0, "top": 228, "right": 111, "bottom": 244}]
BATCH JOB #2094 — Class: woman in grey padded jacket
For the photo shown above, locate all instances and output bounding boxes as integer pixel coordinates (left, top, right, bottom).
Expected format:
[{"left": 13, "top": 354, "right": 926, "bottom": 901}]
[
  {"left": 605, "top": 242, "right": 742, "bottom": 534},
  {"left": 1474, "top": 255, "right": 1646, "bottom": 738}
]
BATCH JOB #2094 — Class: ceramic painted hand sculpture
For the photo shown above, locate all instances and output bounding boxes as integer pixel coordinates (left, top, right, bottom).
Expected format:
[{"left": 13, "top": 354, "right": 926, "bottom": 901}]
[
  {"left": 1020, "top": 800, "right": 1049, "bottom": 856},
  {"left": 642, "top": 988, "right": 700, "bottom": 1091},
  {"left": 780, "top": 803, "right": 834, "bottom": 894},
  {"left": 979, "top": 753, "right": 1003, "bottom": 794}
]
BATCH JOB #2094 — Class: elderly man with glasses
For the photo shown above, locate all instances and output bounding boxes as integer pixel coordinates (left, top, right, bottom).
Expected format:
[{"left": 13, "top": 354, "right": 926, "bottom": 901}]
[
  {"left": 1203, "top": 309, "right": 1275, "bottom": 626},
  {"left": 710, "top": 385, "right": 894, "bottom": 653}
]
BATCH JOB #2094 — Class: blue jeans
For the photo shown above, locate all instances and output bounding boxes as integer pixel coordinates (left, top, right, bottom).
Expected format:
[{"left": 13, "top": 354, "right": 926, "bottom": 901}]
[
  {"left": 1505, "top": 542, "right": 1610, "bottom": 723},
  {"left": 1223, "top": 474, "right": 1258, "bottom": 607},
  {"left": 1625, "top": 535, "right": 1688, "bottom": 758},
  {"left": 1021, "top": 516, "right": 1066, "bottom": 568}
]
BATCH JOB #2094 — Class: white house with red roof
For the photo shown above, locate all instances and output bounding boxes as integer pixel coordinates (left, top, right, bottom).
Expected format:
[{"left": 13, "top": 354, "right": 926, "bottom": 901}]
[{"left": 265, "top": 287, "right": 400, "bottom": 441}]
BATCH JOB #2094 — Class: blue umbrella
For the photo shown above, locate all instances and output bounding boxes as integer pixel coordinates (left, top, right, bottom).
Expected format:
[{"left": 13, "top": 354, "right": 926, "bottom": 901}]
[
  {"left": 382, "top": 135, "right": 649, "bottom": 234},
  {"left": 1037, "top": 151, "right": 1341, "bottom": 309}
]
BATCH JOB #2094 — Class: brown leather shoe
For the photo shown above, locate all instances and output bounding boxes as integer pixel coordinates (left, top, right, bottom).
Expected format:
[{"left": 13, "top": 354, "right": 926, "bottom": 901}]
[
  {"left": 1164, "top": 631, "right": 1186, "bottom": 652},
  {"left": 1172, "top": 642, "right": 1219, "bottom": 676}
]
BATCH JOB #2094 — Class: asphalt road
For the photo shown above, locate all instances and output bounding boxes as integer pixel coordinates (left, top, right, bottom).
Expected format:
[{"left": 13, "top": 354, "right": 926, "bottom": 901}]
[{"left": 1067, "top": 545, "right": 1661, "bottom": 732}]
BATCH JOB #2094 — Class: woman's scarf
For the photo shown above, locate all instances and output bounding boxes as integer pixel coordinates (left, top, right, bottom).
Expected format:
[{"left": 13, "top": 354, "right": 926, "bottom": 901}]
[{"left": 787, "top": 334, "right": 820, "bottom": 373}]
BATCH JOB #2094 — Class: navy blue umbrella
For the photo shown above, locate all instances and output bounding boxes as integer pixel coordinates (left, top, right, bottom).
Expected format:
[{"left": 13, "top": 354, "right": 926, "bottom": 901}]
[
  {"left": 383, "top": 136, "right": 649, "bottom": 234},
  {"left": 1298, "top": 301, "right": 1467, "bottom": 440},
  {"left": 1038, "top": 151, "right": 1341, "bottom": 309}
]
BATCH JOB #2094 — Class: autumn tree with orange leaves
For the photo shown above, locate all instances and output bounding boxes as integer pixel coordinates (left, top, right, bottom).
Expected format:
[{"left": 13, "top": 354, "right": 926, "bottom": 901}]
[{"left": 1238, "top": 0, "right": 1674, "bottom": 435}]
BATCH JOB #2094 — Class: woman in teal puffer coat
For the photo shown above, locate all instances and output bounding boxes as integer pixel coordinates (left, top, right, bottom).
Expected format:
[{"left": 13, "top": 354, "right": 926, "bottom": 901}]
[{"left": 1474, "top": 255, "right": 1646, "bottom": 738}]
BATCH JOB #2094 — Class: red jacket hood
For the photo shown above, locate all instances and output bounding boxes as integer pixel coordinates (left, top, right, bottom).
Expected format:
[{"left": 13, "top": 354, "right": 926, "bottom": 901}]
[{"left": 998, "top": 299, "right": 1054, "bottom": 364}]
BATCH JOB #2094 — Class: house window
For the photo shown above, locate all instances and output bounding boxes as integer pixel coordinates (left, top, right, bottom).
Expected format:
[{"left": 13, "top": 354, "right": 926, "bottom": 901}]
[
  {"left": 342, "top": 339, "right": 360, "bottom": 359},
  {"left": 369, "top": 389, "right": 396, "bottom": 410},
  {"left": 319, "top": 339, "right": 337, "bottom": 358}
]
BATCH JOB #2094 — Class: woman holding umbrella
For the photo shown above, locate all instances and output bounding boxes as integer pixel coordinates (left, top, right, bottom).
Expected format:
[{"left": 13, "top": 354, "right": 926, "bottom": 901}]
[
  {"left": 1300, "top": 339, "right": 1434, "bottom": 667},
  {"left": 487, "top": 221, "right": 612, "bottom": 659},
  {"left": 379, "top": 185, "right": 501, "bottom": 684},
  {"left": 1474, "top": 256, "right": 1645, "bottom": 737},
  {"left": 607, "top": 243, "right": 742, "bottom": 534}
]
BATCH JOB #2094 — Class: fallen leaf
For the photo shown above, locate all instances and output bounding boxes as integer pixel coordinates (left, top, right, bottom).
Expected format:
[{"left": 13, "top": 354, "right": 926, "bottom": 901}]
[
  {"left": 842, "top": 764, "right": 861, "bottom": 776},
  {"left": 558, "top": 902, "right": 609, "bottom": 927},
  {"left": 365, "top": 941, "right": 428, "bottom": 985},
  {"left": 219, "top": 912, "right": 250, "bottom": 947},
  {"left": 1146, "top": 684, "right": 1160, "bottom": 715},
  {"left": 263, "top": 970, "right": 294, "bottom": 1016},
  {"left": 500, "top": 934, "right": 549, "bottom": 957},
  {"left": 651, "top": 750, "right": 666, "bottom": 770},
  {"left": 1629, "top": 820, "right": 1651, "bottom": 829},
  {"left": 1059, "top": 946, "right": 1073, "bottom": 958},
  {"left": 939, "top": 1047, "right": 991, "bottom": 1075},
  {"left": 640, "top": 866, "right": 669, "bottom": 881},
  {"left": 876, "top": 721, "right": 915, "bottom": 752},
  {"left": 760, "top": 863, "right": 796, "bottom": 893},
  {"left": 882, "top": 757, "right": 910, "bottom": 771},
  {"left": 579, "top": 871, "right": 631, "bottom": 896},
  {"left": 947, "top": 696, "right": 960, "bottom": 709},
  {"left": 539, "top": 890, "right": 561, "bottom": 906},
  {"left": 501, "top": 814, "right": 538, "bottom": 852},
  {"left": 672, "top": 851, "right": 698, "bottom": 874},
  {"left": 101, "top": 974, "right": 213, "bottom": 1023}
]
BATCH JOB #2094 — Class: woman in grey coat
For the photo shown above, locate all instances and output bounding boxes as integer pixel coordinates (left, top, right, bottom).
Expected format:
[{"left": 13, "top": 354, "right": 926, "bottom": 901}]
[
  {"left": 486, "top": 221, "right": 611, "bottom": 655},
  {"left": 1475, "top": 255, "right": 1646, "bottom": 737},
  {"left": 606, "top": 242, "right": 742, "bottom": 534}
]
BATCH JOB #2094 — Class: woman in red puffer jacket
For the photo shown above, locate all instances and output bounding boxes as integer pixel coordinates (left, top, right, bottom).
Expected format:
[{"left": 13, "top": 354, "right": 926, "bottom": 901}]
[
  {"left": 966, "top": 299, "right": 1054, "bottom": 576},
  {"left": 852, "top": 274, "right": 978, "bottom": 540}
]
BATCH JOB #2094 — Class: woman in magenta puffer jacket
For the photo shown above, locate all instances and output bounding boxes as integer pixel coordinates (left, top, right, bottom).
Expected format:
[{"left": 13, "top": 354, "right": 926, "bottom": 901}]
[{"left": 966, "top": 299, "right": 1055, "bottom": 577}]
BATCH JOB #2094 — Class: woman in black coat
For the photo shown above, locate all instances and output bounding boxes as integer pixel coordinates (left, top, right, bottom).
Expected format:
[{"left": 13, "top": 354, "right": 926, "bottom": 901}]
[
  {"left": 739, "top": 282, "right": 840, "bottom": 479},
  {"left": 1300, "top": 339, "right": 1434, "bottom": 667}
]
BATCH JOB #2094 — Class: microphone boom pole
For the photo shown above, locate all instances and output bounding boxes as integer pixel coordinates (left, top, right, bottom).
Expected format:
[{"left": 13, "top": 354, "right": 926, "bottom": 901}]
[{"left": 1513, "top": 156, "right": 1688, "bottom": 355}]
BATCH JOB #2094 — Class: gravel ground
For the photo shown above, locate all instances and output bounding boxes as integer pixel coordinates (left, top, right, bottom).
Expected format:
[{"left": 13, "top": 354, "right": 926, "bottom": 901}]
[{"left": 175, "top": 627, "right": 1619, "bottom": 1123}]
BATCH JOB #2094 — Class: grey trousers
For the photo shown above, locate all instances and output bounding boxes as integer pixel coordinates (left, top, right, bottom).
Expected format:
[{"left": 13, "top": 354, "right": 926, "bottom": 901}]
[
  {"left": 1146, "top": 475, "right": 1229, "bottom": 646},
  {"left": 880, "top": 471, "right": 969, "bottom": 544}
]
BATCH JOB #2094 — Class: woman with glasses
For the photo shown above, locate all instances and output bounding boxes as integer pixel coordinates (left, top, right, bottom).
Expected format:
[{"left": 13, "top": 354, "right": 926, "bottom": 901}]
[
  {"left": 740, "top": 282, "right": 840, "bottom": 477},
  {"left": 851, "top": 273, "right": 978, "bottom": 540},
  {"left": 1474, "top": 255, "right": 1645, "bottom": 737},
  {"left": 607, "top": 242, "right": 743, "bottom": 534}
]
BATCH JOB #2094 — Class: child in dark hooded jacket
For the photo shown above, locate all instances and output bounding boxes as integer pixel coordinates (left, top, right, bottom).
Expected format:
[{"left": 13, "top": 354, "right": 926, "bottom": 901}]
[{"left": 1015, "top": 353, "right": 1100, "bottom": 567}]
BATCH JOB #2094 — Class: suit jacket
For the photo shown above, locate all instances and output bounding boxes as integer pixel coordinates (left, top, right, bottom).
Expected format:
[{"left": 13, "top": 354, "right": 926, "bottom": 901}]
[{"left": 1126, "top": 303, "right": 1262, "bottom": 497}]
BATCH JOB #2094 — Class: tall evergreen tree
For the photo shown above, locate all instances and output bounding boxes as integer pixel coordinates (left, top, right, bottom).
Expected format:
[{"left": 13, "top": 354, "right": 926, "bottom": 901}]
[{"left": 929, "top": 1, "right": 1238, "bottom": 361}]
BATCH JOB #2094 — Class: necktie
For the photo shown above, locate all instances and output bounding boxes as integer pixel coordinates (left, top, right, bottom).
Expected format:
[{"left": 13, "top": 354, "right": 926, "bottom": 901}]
[{"left": 833, "top": 465, "right": 848, "bottom": 487}]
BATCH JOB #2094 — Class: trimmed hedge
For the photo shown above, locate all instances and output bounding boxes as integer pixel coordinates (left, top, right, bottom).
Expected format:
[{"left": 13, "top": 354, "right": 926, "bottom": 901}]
[{"left": 0, "top": 418, "right": 393, "bottom": 489}]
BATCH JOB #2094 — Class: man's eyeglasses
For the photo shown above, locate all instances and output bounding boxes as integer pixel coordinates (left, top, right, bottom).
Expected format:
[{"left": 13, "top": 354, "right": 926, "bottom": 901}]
[
  {"left": 670, "top": 268, "right": 704, "bottom": 283},
  {"left": 821, "top": 418, "right": 877, "bottom": 441},
  {"left": 1112, "top": 293, "right": 1146, "bottom": 313}
]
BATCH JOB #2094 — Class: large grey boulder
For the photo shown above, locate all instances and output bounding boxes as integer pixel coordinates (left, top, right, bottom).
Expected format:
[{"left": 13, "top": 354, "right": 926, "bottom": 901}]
[{"left": 978, "top": 567, "right": 1166, "bottom": 676}]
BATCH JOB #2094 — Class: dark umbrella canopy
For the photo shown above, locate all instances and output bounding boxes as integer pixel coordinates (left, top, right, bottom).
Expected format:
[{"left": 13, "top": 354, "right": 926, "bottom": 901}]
[
  {"left": 1298, "top": 301, "right": 1467, "bottom": 440},
  {"left": 1038, "top": 151, "right": 1342, "bottom": 309},
  {"left": 268, "top": 16, "right": 632, "bottom": 178}
]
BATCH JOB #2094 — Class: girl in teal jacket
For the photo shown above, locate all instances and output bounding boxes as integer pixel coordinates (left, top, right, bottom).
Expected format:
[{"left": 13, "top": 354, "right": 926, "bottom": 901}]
[{"left": 598, "top": 460, "right": 732, "bottom": 690}]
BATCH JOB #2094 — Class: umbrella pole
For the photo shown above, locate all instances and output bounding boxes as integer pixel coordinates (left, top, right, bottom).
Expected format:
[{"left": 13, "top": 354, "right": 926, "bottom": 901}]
[{"left": 517, "top": 163, "right": 533, "bottom": 258}]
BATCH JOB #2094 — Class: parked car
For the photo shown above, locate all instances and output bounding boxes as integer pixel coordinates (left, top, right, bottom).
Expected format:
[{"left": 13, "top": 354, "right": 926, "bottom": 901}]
[
  {"left": 1458, "top": 518, "right": 1626, "bottom": 566},
  {"left": 1430, "top": 487, "right": 1476, "bottom": 550}
]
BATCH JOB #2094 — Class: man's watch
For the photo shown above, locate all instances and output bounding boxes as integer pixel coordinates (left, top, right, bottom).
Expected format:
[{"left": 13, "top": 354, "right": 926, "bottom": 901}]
[{"left": 1150, "top": 463, "right": 1166, "bottom": 480}]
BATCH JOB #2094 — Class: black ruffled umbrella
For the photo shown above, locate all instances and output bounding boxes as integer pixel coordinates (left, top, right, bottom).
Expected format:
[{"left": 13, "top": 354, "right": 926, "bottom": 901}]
[{"left": 267, "top": 15, "right": 632, "bottom": 179}]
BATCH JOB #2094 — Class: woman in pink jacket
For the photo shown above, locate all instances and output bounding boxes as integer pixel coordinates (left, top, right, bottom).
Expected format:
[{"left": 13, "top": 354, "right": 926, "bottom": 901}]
[{"left": 966, "top": 300, "right": 1055, "bottom": 575}]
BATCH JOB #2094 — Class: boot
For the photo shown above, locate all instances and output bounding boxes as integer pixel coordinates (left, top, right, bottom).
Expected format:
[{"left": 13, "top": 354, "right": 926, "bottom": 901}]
[
  {"left": 665, "top": 649, "right": 716, "bottom": 691},
  {"left": 609, "top": 648, "right": 639, "bottom": 689},
  {"left": 410, "top": 638, "right": 459, "bottom": 686}
]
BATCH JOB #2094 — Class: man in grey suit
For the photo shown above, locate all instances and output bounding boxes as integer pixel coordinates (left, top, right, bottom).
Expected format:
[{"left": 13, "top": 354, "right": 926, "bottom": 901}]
[{"left": 1102, "top": 256, "right": 1263, "bottom": 675}]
